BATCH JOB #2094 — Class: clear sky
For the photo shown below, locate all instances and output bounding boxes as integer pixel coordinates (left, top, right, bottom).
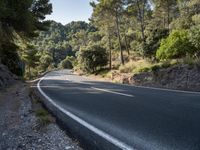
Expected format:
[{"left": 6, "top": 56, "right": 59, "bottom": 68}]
[{"left": 46, "top": 0, "right": 94, "bottom": 25}]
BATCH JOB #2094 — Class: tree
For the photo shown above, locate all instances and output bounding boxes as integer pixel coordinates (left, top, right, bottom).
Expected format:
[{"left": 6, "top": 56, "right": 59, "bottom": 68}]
[
  {"left": 156, "top": 29, "right": 194, "bottom": 60},
  {"left": 171, "top": 0, "right": 200, "bottom": 29},
  {"left": 39, "top": 51, "right": 53, "bottom": 72},
  {"left": 0, "top": 0, "right": 52, "bottom": 74},
  {"left": 188, "top": 25, "right": 200, "bottom": 57},
  {"left": 78, "top": 44, "right": 108, "bottom": 73},
  {"left": 152, "top": 0, "right": 178, "bottom": 29},
  {"left": 59, "top": 56, "right": 75, "bottom": 69},
  {"left": 91, "top": 1, "right": 116, "bottom": 69},
  {"left": 21, "top": 45, "right": 39, "bottom": 77},
  {"left": 92, "top": 0, "right": 125, "bottom": 65},
  {"left": 126, "top": 0, "right": 151, "bottom": 55}
]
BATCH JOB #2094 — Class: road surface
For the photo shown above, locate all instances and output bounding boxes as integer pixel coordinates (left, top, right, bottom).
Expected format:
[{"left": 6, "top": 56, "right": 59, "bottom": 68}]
[{"left": 37, "top": 70, "right": 200, "bottom": 150}]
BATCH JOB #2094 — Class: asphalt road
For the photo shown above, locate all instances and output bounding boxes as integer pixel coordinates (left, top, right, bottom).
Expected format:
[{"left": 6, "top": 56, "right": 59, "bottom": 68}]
[{"left": 38, "top": 70, "right": 200, "bottom": 150}]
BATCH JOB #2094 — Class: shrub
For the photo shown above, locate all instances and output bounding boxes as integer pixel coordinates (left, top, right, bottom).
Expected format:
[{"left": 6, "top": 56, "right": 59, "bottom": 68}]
[
  {"left": 156, "top": 30, "right": 194, "bottom": 60},
  {"left": 138, "top": 67, "right": 152, "bottom": 73},
  {"left": 78, "top": 44, "right": 108, "bottom": 73},
  {"left": 60, "top": 56, "right": 75, "bottom": 69},
  {"left": 39, "top": 52, "right": 53, "bottom": 71},
  {"left": 130, "top": 41, "right": 144, "bottom": 56},
  {"left": 188, "top": 25, "right": 200, "bottom": 56},
  {"left": 119, "top": 61, "right": 136, "bottom": 73},
  {"left": 145, "top": 28, "right": 169, "bottom": 57}
]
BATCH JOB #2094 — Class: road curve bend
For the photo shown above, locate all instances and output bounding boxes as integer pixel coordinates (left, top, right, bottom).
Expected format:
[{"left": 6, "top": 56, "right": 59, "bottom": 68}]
[{"left": 37, "top": 70, "right": 200, "bottom": 150}]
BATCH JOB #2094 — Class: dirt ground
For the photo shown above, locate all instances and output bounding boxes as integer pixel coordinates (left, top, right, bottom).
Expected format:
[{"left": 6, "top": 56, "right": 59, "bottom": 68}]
[{"left": 0, "top": 81, "right": 82, "bottom": 150}]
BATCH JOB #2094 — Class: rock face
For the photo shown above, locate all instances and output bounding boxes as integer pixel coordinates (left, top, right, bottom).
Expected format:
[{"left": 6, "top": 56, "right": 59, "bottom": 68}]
[
  {"left": 0, "top": 64, "right": 17, "bottom": 87},
  {"left": 130, "top": 64, "right": 200, "bottom": 91}
]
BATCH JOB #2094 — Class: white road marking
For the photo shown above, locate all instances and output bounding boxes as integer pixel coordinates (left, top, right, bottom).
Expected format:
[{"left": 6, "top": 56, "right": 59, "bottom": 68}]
[
  {"left": 47, "top": 69, "right": 200, "bottom": 95},
  {"left": 31, "top": 85, "right": 62, "bottom": 88},
  {"left": 65, "top": 79, "right": 134, "bottom": 97},
  {"left": 91, "top": 87, "right": 134, "bottom": 98},
  {"left": 37, "top": 76, "right": 134, "bottom": 150},
  {"left": 113, "top": 82, "right": 200, "bottom": 95},
  {"left": 27, "top": 78, "right": 42, "bottom": 83},
  {"left": 66, "top": 79, "right": 92, "bottom": 85}
]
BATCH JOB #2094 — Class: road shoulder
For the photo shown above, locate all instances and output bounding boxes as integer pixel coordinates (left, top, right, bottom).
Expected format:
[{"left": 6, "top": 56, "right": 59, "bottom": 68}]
[{"left": 0, "top": 81, "right": 82, "bottom": 150}]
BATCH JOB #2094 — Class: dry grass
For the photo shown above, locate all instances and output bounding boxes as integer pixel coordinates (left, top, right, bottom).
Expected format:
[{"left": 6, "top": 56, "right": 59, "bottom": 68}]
[
  {"left": 29, "top": 89, "right": 55, "bottom": 127},
  {"left": 119, "top": 59, "right": 152, "bottom": 73}
]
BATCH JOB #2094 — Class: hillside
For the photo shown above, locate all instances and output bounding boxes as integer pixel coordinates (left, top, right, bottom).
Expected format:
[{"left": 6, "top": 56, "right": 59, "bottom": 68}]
[{"left": 31, "top": 21, "right": 95, "bottom": 67}]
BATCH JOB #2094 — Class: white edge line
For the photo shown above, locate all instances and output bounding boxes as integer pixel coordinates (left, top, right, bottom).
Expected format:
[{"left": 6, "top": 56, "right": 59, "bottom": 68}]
[
  {"left": 37, "top": 77, "right": 134, "bottom": 150},
  {"left": 91, "top": 87, "right": 134, "bottom": 98}
]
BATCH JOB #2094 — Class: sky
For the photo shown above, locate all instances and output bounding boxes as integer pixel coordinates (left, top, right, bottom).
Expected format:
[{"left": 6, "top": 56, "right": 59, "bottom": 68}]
[{"left": 46, "top": 0, "right": 94, "bottom": 25}]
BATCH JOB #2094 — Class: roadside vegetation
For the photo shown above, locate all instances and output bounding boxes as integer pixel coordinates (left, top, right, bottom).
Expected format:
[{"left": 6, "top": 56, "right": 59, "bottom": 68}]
[
  {"left": 0, "top": 0, "right": 200, "bottom": 81},
  {"left": 30, "top": 89, "right": 55, "bottom": 127}
]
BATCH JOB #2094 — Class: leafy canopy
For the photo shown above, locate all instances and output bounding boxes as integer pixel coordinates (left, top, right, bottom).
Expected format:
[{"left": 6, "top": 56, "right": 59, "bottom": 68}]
[{"left": 156, "top": 30, "right": 194, "bottom": 60}]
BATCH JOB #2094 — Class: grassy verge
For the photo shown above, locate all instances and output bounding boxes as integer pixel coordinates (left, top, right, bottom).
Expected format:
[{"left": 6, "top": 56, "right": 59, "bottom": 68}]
[{"left": 29, "top": 89, "right": 55, "bottom": 127}]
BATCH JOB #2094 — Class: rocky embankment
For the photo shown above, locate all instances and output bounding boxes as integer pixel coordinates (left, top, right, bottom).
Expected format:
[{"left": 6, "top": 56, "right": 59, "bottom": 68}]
[
  {"left": 118, "top": 64, "right": 200, "bottom": 91},
  {"left": 0, "top": 64, "right": 18, "bottom": 87}
]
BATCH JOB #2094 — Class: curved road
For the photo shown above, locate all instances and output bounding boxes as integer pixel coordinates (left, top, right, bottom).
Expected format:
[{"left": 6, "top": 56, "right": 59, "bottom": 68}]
[{"left": 38, "top": 70, "right": 200, "bottom": 150}]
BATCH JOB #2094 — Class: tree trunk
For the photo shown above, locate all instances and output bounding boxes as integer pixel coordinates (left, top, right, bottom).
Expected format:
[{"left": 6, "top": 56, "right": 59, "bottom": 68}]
[
  {"left": 136, "top": 0, "right": 146, "bottom": 45},
  {"left": 116, "top": 13, "right": 124, "bottom": 65},
  {"left": 124, "top": 34, "right": 130, "bottom": 56},
  {"left": 167, "top": 0, "right": 170, "bottom": 29},
  {"left": 52, "top": 48, "right": 56, "bottom": 63},
  {"left": 108, "top": 33, "right": 112, "bottom": 70},
  {"left": 28, "top": 65, "right": 31, "bottom": 79}
]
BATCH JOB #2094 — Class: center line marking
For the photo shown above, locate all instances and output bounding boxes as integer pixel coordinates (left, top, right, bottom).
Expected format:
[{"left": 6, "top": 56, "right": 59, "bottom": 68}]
[
  {"left": 91, "top": 87, "right": 135, "bottom": 98},
  {"left": 38, "top": 76, "right": 134, "bottom": 150}
]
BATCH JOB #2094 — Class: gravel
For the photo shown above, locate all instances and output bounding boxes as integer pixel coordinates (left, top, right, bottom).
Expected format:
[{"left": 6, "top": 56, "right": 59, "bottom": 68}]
[{"left": 0, "top": 81, "right": 82, "bottom": 150}]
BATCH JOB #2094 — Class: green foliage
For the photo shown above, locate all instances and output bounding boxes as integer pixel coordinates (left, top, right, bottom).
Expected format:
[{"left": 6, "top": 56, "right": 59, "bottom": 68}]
[
  {"left": 59, "top": 56, "right": 75, "bottom": 69},
  {"left": 78, "top": 44, "right": 108, "bottom": 73},
  {"left": 119, "top": 63, "right": 135, "bottom": 73},
  {"left": 145, "top": 28, "right": 169, "bottom": 57},
  {"left": 21, "top": 45, "right": 40, "bottom": 78},
  {"left": 130, "top": 41, "right": 145, "bottom": 56},
  {"left": 39, "top": 51, "right": 53, "bottom": 72},
  {"left": 137, "top": 60, "right": 178, "bottom": 73},
  {"left": 35, "top": 108, "right": 52, "bottom": 126},
  {"left": 156, "top": 30, "right": 194, "bottom": 60},
  {"left": 170, "top": 16, "right": 193, "bottom": 30},
  {"left": 22, "top": 45, "right": 39, "bottom": 69},
  {"left": 0, "top": 0, "right": 52, "bottom": 75},
  {"left": 2, "top": 0, "right": 200, "bottom": 77},
  {"left": 32, "top": 21, "right": 95, "bottom": 66},
  {"left": 138, "top": 67, "right": 152, "bottom": 73},
  {"left": 0, "top": 42, "right": 23, "bottom": 75},
  {"left": 188, "top": 25, "right": 200, "bottom": 55}
]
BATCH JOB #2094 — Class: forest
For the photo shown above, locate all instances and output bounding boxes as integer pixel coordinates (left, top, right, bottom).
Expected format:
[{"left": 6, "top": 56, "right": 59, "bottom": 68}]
[{"left": 0, "top": 0, "right": 200, "bottom": 79}]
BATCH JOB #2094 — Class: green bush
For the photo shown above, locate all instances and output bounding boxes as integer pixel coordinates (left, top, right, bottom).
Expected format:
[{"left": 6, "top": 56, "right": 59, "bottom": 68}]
[
  {"left": 78, "top": 44, "right": 108, "bottom": 73},
  {"left": 39, "top": 52, "right": 53, "bottom": 72},
  {"left": 189, "top": 25, "right": 200, "bottom": 56},
  {"left": 145, "top": 28, "right": 169, "bottom": 57},
  {"left": 156, "top": 30, "right": 194, "bottom": 60},
  {"left": 60, "top": 56, "right": 75, "bottom": 69},
  {"left": 138, "top": 67, "right": 152, "bottom": 73}
]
